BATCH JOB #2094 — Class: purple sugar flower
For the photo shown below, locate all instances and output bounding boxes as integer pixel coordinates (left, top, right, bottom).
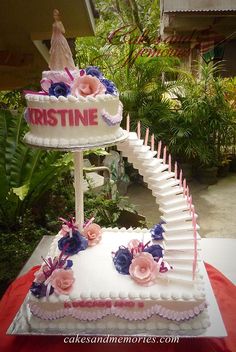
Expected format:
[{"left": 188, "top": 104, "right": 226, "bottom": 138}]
[
  {"left": 85, "top": 66, "right": 103, "bottom": 79},
  {"left": 150, "top": 222, "right": 165, "bottom": 241},
  {"left": 30, "top": 282, "right": 54, "bottom": 298},
  {"left": 144, "top": 244, "right": 163, "bottom": 261},
  {"left": 100, "top": 78, "right": 118, "bottom": 95},
  {"left": 113, "top": 247, "right": 133, "bottom": 275},
  {"left": 48, "top": 82, "right": 71, "bottom": 98},
  {"left": 58, "top": 230, "right": 88, "bottom": 255}
]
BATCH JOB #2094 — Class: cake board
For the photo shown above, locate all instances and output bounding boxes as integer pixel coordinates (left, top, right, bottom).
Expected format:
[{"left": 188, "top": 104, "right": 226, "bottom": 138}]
[{"left": 6, "top": 257, "right": 227, "bottom": 338}]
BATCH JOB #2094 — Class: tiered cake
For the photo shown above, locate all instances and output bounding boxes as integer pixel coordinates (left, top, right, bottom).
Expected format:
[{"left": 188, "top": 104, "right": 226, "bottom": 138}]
[{"left": 24, "top": 10, "right": 210, "bottom": 336}]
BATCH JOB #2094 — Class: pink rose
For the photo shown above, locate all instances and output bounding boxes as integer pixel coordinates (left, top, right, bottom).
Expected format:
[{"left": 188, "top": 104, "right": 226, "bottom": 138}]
[
  {"left": 48, "top": 269, "right": 75, "bottom": 295},
  {"left": 129, "top": 252, "right": 160, "bottom": 286},
  {"left": 83, "top": 223, "right": 102, "bottom": 246},
  {"left": 71, "top": 74, "right": 106, "bottom": 97}
]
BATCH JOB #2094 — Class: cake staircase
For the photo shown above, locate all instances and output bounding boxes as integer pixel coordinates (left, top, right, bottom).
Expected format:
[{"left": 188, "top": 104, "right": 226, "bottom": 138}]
[{"left": 117, "top": 127, "right": 199, "bottom": 284}]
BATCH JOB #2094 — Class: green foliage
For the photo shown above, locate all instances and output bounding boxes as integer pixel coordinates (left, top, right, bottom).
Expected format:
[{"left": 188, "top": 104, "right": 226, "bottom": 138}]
[
  {"left": 84, "top": 183, "right": 136, "bottom": 227},
  {"left": 0, "top": 90, "right": 24, "bottom": 110},
  {"left": 0, "top": 109, "right": 73, "bottom": 231},
  {"left": 160, "top": 62, "right": 236, "bottom": 167},
  {"left": 0, "top": 213, "right": 53, "bottom": 296},
  {"left": 76, "top": 0, "right": 180, "bottom": 142},
  {"left": 120, "top": 56, "right": 178, "bottom": 139}
]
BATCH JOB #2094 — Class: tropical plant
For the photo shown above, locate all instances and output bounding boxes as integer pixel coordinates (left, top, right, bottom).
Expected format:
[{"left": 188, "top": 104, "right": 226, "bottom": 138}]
[
  {"left": 0, "top": 109, "right": 73, "bottom": 231},
  {"left": 84, "top": 182, "right": 136, "bottom": 227},
  {"left": 160, "top": 61, "right": 236, "bottom": 167},
  {"left": 120, "top": 56, "right": 179, "bottom": 138}
]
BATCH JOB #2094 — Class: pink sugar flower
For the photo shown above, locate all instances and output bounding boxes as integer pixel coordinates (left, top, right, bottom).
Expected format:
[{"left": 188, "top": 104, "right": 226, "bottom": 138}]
[
  {"left": 129, "top": 252, "right": 160, "bottom": 286},
  {"left": 71, "top": 74, "right": 106, "bottom": 97},
  {"left": 48, "top": 269, "right": 75, "bottom": 295},
  {"left": 83, "top": 223, "right": 102, "bottom": 247}
]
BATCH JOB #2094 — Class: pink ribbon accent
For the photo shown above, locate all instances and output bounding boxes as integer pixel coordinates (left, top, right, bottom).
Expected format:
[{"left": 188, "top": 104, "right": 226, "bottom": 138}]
[
  {"left": 59, "top": 217, "right": 78, "bottom": 232},
  {"left": 130, "top": 240, "right": 151, "bottom": 257},
  {"left": 64, "top": 67, "right": 74, "bottom": 81},
  {"left": 157, "top": 141, "right": 162, "bottom": 159},
  {"left": 157, "top": 257, "right": 172, "bottom": 273},
  {"left": 163, "top": 146, "right": 167, "bottom": 164},
  {"left": 126, "top": 114, "right": 130, "bottom": 133},
  {"left": 168, "top": 154, "right": 172, "bottom": 172},
  {"left": 23, "top": 90, "right": 48, "bottom": 96},
  {"left": 137, "top": 121, "right": 141, "bottom": 139},
  {"left": 144, "top": 128, "right": 149, "bottom": 146},
  {"left": 151, "top": 134, "right": 155, "bottom": 152},
  {"left": 192, "top": 209, "right": 198, "bottom": 280},
  {"left": 179, "top": 169, "right": 183, "bottom": 187},
  {"left": 83, "top": 217, "right": 95, "bottom": 229}
]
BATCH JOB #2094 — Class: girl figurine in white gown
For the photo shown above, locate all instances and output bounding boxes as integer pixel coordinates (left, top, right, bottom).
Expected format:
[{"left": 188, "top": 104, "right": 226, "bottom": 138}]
[{"left": 49, "top": 9, "right": 76, "bottom": 71}]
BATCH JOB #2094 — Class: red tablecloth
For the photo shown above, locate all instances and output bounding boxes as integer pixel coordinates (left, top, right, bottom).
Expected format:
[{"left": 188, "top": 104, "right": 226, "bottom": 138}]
[{"left": 0, "top": 263, "right": 235, "bottom": 352}]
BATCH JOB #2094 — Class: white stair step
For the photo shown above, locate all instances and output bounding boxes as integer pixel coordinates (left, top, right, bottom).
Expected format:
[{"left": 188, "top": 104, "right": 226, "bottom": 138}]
[
  {"left": 166, "top": 270, "right": 193, "bottom": 282},
  {"left": 153, "top": 179, "right": 180, "bottom": 190},
  {"left": 155, "top": 171, "right": 175, "bottom": 181},
  {"left": 146, "top": 165, "right": 170, "bottom": 179},
  {"left": 162, "top": 223, "right": 200, "bottom": 233},
  {"left": 136, "top": 151, "right": 157, "bottom": 160},
  {"left": 127, "top": 132, "right": 139, "bottom": 140},
  {"left": 159, "top": 196, "right": 188, "bottom": 207},
  {"left": 164, "top": 250, "right": 195, "bottom": 261},
  {"left": 134, "top": 145, "right": 150, "bottom": 153},
  {"left": 140, "top": 158, "right": 163, "bottom": 168},
  {"left": 160, "top": 204, "right": 190, "bottom": 214},
  {"left": 153, "top": 187, "right": 183, "bottom": 198},
  {"left": 163, "top": 232, "right": 201, "bottom": 241},
  {"left": 164, "top": 241, "right": 198, "bottom": 251},
  {"left": 168, "top": 261, "right": 195, "bottom": 272},
  {"left": 161, "top": 213, "right": 197, "bottom": 223}
]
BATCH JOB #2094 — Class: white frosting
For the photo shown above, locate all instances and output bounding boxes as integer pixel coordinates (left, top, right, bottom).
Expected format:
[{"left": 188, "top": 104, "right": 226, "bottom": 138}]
[{"left": 24, "top": 93, "right": 125, "bottom": 148}]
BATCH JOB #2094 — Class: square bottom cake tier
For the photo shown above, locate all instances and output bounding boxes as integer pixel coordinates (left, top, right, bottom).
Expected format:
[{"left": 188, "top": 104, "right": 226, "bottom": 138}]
[{"left": 27, "top": 227, "right": 210, "bottom": 335}]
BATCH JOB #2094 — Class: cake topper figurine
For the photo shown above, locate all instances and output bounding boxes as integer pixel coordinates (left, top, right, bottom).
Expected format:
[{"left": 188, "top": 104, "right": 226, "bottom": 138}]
[{"left": 49, "top": 9, "right": 76, "bottom": 71}]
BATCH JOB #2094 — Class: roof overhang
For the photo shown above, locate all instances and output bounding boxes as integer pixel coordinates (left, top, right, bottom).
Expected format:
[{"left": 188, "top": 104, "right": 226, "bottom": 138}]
[
  {"left": 160, "top": 0, "right": 236, "bottom": 37},
  {"left": 0, "top": 0, "right": 96, "bottom": 90}
]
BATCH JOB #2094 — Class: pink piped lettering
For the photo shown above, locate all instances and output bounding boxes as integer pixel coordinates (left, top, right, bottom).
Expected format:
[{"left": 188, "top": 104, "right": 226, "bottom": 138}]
[
  {"left": 89, "top": 108, "right": 98, "bottom": 125},
  {"left": 42, "top": 109, "right": 48, "bottom": 125},
  {"left": 68, "top": 110, "right": 74, "bottom": 126},
  {"left": 47, "top": 109, "right": 58, "bottom": 126},
  {"left": 57, "top": 109, "right": 67, "bottom": 127},
  {"left": 34, "top": 109, "right": 43, "bottom": 125},
  {"left": 29, "top": 108, "right": 35, "bottom": 124},
  {"left": 75, "top": 109, "right": 88, "bottom": 126}
]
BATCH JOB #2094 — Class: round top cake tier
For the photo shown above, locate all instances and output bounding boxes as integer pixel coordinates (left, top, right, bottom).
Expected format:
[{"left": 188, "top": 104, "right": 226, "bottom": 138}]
[
  {"left": 23, "top": 10, "right": 127, "bottom": 150},
  {"left": 24, "top": 92, "right": 127, "bottom": 150}
]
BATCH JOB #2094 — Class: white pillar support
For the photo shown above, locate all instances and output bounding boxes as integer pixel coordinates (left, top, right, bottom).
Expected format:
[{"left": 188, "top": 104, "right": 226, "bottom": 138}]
[{"left": 73, "top": 151, "right": 84, "bottom": 232}]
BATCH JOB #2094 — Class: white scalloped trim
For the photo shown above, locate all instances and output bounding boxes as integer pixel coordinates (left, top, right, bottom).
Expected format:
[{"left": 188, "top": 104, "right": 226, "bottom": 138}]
[{"left": 25, "top": 93, "right": 119, "bottom": 104}]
